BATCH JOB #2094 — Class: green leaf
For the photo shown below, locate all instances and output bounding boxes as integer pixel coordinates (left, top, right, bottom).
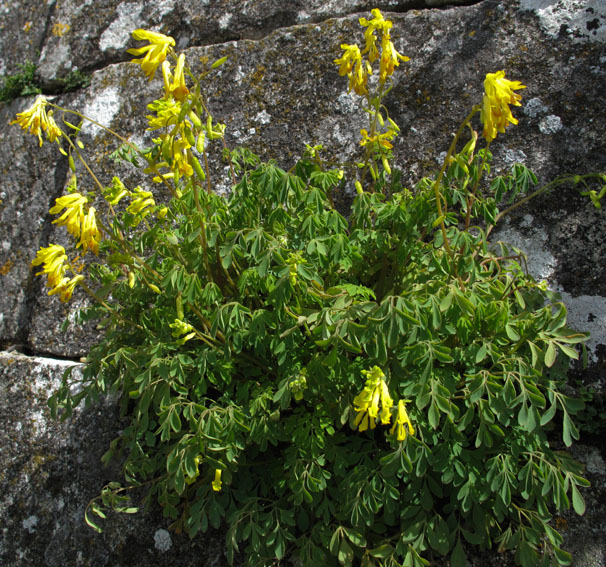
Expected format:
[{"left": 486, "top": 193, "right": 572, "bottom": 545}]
[
  {"left": 369, "top": 544, "right": 393, "bottom": 559},
  {"left": 475, "top": 344, "right": 488, "bottom": 363},
  {"left": 428, "top": 401, "right": 440, "bottom": 429},
  {"left": 571, "top": 483, "right": 586, "bottom": 515},
  {"left": 329, "top": 529, "right": 341, "bottom": 557},
  {"left": 553, "top": 547, "right": 572, "bottom": 566},
  {"left": 562, "top": 413, "right": 580, "bottom": 447},
  {"left": 505, "top": 324, "right": 520, "bottom": 341},
  {"left": 450, "top": 540, "right": 467, "bottom": 567},
  {"left": 343, "top": 527, "right": 367, "bottom": 547},
  {"left": 338, "top": 539, "right": 354, "bottom": 566},
  {"left": 545, "top": 342, "right": 557, "bottom": 368},
  {"left": 540, "top": 402, "right": 557, "bottom": 426},
  {"left": 517, "top": 540, "right": 539, "bottom": 567},
  {"left": 169, "top": 408, "right": 182, "bottom": 433}
]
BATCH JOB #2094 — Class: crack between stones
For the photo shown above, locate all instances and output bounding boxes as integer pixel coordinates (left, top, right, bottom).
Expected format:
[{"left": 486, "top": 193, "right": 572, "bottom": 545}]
[
  {"left": 0, "top": 347, "right": 83, "bottom": 365},
  {"left": 8, "top": 153, "right": 72, "bottom": 356}
]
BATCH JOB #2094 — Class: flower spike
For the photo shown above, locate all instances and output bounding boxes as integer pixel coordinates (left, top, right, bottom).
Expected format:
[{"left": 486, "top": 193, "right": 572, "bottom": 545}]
[{"left": 480, "top": 70, "right": 526, "bottom": 142}]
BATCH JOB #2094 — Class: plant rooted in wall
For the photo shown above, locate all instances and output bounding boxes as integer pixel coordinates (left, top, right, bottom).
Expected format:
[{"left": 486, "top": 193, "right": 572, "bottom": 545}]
[{"left": 12, "top": 8, "right": 606, "bottom": 567}]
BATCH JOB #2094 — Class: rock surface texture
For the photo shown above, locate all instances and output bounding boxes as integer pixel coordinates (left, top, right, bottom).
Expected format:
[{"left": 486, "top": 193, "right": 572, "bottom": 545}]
[{"left": 1, "top": 0, "right": 605, "bottom": 565}]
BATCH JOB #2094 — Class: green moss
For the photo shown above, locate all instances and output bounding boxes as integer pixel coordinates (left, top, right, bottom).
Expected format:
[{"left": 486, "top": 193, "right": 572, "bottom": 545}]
[
  {"left": 0, "top": 63, "right": 91, "bottom": 103},
  {"left": 0, "top": 61, "right": 41, "bottom": 103}
]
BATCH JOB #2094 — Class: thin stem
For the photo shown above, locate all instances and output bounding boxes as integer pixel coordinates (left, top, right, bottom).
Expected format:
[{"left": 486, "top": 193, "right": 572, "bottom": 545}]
[
  {"left": 431, "top": 106, "right": 480, "bottom": 256},
  {"left": 191, "top": 177, "right": 213, "bottom": 282},
  {"left": 79, "top": 281, "right": 143, "bottom": 330},
  {"left": 464, "top": 141, "right": 490, "bottom": 230}
]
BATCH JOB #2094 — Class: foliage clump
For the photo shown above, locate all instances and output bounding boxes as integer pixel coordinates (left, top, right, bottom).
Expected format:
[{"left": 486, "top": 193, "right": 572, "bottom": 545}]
[
  {"left": 0, "top": 61, "right": 41, "bottom": 102},
  {"left": 11, "top": 8, "right": 606, "bottom": 567}
]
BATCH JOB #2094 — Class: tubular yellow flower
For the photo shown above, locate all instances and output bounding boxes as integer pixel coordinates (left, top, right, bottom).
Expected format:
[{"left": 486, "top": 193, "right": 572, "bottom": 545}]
[
  {"left": 31, "top": 244, "right": 68, "bottom": 289},
  {"left": 379, "top": 35, "right": 409, "bottom": 83},
  {"left": 126, "top": 187, "right": 156, "bottom": 225},
  {"left": 78, "top": 207, "right": 102, "bottom": 255},
  {"left": 480, "top": 70, "right": 526, "bottom": 142},
  {"left": 127, "top": 29, "right": 175, "bottom": 80},
  {"left": 146, "top": 98, "right": 183, "bottom": 131},
  {"left": 49, "top": 192, "right": 87, "bottom": 238},
  {"left": 104, "top": 177, "right": 129, "bottom": 206},
  {"left": 48, "top": 274, "right": 84, "bottom": 303},
  {"left": 212, "top": 469, "right": 222, "bottom": 492},
  {"left": 359, "top": 8, "right": 392, "bottom": 64},
  {"left": 169, "top": 319, "right": 196, "bottom": 344},
  {"left": 10, "top": 95, "right": 62, "bottom": 146},
  {"left": 171, "top": 138, "right": 194, "bottom": 178},
  {"left": 359, "top": 128, "right": 397, "bottom": 149},
  {"left": 390, "top": 399, "right": 415, "bottom": 442},
  {"left": 352, "top": 366, "right": 394, "bottom": 432},
  {"left": 334, "top": 44, "right": 369, "bottom": 96},
  {"left": 162, "top": 53, "right": 189, "bottom": 101}
]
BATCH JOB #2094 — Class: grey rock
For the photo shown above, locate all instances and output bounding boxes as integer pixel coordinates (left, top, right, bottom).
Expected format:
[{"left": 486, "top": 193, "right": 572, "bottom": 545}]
[{"left": 0, "top": 351, "right": 234, "bottom": 566}]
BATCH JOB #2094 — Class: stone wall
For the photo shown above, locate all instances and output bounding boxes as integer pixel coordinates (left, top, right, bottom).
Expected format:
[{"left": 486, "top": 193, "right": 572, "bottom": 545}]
[{"left": 1, "top": 0, "right": 605, "bottom": 565}]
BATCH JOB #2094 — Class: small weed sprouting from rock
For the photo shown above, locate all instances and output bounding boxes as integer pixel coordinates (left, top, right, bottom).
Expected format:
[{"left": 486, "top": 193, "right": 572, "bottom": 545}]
[{"left": 0, "top": 61, "right": 41, "bottom": 102}]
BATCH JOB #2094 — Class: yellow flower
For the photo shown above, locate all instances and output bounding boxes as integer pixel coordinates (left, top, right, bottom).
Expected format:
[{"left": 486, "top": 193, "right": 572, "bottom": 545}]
[
  {"left": 334, "top": 44, "right": 370, "bottom": 96},
  {"left": 31, "top": 244, "right": 68, "bottom": 289},
  {"left": 104, "top": 177, "right": 129, "bottom": 206},
  {"left": 162, "top": 53, "right": 189, "bottom": 101},
  {"left": 379, "top": 35, "right": 409, "bottom": 83},
  {"left": 359, "top": 128, "right": 397, "bottom": 149},
  {"left": 146, "top": 98, "right": 183, "bottom": 130},
  {"left": 126, "top": 187, "right": 155, "bottom": 225},
  {"left": 48, "top": 275, "right": 84, "bottom": 303},
  {"left": 10, "top": 95, "right": 62, "bottom": 146},
  {"left": 127, "top": 29, "right": 175, "bottom": 80},
  {"left": 390, "top": 399, "right": 415, "bottom": 442},
  {"left": 49, "top": 192, "right": 87, "bottom": 238},
  {"left": 358, "top": 9, "right": 409, "bottom": 83},
  {"left": 352, "top": 366, "right": 394, "bottom": 432},
  {"left": 169, "top": 319, "right": 196, "bottom": 344},
  {"left": 212, "top": 469, "right": 222, "bottom": 492},
  {"left": 359, "top": 9, "right": 392, "bottom": 64},
  {"left": 480, "top": 70, "right": 526, "bottom": 142},
  {"left": 79, "top": 207, "right": 102, "bottom": 255},
  {"left": 171, "top": 138, "right": 194, "bottom": 178}
]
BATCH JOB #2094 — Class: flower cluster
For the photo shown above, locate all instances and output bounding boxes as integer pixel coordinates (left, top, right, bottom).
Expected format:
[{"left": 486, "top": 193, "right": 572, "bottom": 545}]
[
  {"left": 29, "top": 187, "right": 102, "bottom": 302},
  {"left": 31, "top": 244, "right": 83, "bottom": 302},
  {"left": 351, "top": 366, "right": 415, "bottom": 442},
  {"left": 49, "top": 192, "right": 102, "bottom": 255},
  {"left": 480, "top": 70, "right": 526, "bottom": 142},
  {"left": 10, "top": 95, "right": 62, "bottom": 147},
  {"left": 169, "top": 318, "right": 196, "bottom": 345},
  {"left": 352, "top": 366, "right": 394, "bottom": 431},
  {"left": 334, "top": 44, "right": 370, "bottom": 95},
  {"left": 359, "top": 127, "right": 397, "bottom": 149},
  {"left": 132, "top": 29, "right": 223, "bottom": 187},
  {"left": 359, "top": 8, "right": 409, "bottom": 83},
  {"left": 126, "top": 187, "right": 156, "bottom": 224},
  {"left": 334, "top": 9, "right": 409, "bottom": 95}
]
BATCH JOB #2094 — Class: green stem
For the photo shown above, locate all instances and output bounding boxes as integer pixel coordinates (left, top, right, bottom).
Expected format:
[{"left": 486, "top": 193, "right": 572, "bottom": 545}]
[
  {"left": 78, "top": 281, "right": 143, "bottom": 330},
  {"left": 431, "top": 106, "right": 480, "bottom": 256},
  {"left": 464, "top": 141, "right": 490, "bottom": 230}
]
